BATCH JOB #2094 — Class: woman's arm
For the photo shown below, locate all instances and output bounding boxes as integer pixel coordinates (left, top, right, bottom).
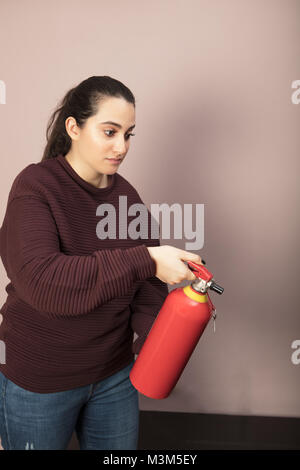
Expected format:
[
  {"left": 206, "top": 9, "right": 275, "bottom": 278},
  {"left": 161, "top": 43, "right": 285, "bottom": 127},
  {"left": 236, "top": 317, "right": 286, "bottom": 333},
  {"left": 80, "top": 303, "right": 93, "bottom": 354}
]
[{"left": 0, "top": 196, "right": 156, "bottom": 318}]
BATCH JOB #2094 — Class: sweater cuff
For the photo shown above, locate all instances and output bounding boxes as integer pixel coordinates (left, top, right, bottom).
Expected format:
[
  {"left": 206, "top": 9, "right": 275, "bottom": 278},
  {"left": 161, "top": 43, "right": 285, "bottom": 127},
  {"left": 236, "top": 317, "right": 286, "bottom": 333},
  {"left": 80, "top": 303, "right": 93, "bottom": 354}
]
[{"left": 126, "top": 244, "right": 156, "bottom": 280}]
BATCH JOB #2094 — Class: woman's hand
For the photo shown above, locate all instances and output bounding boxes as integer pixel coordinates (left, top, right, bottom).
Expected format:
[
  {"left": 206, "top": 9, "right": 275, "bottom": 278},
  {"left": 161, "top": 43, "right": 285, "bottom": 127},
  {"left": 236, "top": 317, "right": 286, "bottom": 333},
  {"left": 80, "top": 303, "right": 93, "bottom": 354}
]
[{"left": 147, "top": 245, "right": 204, "bottom": 285}]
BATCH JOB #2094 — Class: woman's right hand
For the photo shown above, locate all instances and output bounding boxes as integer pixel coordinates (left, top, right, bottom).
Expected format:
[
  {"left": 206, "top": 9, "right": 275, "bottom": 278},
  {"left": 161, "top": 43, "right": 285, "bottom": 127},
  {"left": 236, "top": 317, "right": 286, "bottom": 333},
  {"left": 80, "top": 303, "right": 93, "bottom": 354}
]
[{"left": 147, "top": 245, "right": 204, "bottom": 285}]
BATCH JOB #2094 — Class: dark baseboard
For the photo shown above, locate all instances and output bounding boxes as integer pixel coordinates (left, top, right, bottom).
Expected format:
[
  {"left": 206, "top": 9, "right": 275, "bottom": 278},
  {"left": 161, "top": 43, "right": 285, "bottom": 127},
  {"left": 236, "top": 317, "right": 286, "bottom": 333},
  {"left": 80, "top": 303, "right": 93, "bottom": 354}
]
[{"left": 67, "top": 410, "right": 300, "bottom": 450}]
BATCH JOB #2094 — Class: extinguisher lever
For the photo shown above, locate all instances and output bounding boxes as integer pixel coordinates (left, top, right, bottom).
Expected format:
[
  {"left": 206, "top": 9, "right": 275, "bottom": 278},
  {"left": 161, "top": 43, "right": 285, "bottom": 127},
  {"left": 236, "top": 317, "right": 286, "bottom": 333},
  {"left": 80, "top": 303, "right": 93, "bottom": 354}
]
[
  {"left": 187, "top": 261, "right": 224, "bottom": 295},
  {"left": 186, "top": 261, "right": 213, "bottom": 281}
]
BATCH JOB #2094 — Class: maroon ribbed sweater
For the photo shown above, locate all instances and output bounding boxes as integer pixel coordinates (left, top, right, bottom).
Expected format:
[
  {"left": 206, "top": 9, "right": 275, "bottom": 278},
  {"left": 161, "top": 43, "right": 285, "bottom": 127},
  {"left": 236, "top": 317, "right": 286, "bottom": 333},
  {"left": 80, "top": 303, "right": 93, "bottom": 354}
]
[{"left": 0, "top": 154, "right": 168, "bottom": 393}]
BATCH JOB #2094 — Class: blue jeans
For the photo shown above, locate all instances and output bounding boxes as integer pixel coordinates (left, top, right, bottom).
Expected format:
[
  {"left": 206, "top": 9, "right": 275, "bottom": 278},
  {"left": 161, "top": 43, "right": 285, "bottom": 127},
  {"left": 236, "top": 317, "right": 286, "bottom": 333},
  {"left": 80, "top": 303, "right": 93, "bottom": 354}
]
[{"left": 0, "top": 360, "right": 139, "bottom": 450}]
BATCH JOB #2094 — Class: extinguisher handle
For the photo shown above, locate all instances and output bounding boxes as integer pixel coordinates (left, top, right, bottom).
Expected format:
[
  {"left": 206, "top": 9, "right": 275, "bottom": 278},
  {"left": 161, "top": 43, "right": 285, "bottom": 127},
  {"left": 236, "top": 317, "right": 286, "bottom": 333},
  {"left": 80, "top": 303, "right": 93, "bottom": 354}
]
[
  {"left": 187, "top": 261, "right": 224, "bottom": 295},
  {"left": 187, "top": 261, "right": 213, "bottom": 281}
]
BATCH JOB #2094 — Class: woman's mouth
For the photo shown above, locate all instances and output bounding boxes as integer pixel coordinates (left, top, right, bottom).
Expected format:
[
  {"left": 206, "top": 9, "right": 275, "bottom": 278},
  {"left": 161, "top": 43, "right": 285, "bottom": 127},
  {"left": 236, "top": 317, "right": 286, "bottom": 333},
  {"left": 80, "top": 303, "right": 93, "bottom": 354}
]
[{"left": 106, "top": 158, "right": 122, "bottom": 164}]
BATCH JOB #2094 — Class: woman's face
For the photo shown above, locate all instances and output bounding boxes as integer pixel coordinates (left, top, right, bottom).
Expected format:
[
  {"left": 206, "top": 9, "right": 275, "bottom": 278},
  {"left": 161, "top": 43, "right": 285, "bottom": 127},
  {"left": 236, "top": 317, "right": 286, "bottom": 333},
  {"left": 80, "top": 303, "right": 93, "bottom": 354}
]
[{"left": 65, "top": 96, "right": 135, "bottom": 183}]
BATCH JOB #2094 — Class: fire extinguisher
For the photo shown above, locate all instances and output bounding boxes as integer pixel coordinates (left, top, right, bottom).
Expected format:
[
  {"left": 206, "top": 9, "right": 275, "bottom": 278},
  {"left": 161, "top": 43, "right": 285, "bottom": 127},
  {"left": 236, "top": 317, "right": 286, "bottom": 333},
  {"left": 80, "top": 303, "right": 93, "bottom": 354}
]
[{"left": 129, "top": 261, "right": 224, "bottom": 399}]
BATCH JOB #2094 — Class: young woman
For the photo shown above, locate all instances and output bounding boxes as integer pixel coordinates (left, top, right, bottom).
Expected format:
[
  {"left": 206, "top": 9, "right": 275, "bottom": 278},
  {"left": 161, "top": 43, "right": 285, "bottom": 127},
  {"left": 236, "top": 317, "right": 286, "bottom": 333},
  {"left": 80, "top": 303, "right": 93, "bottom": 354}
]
[{"left": 0, "top": 76, "right": 203, "bottom": 450}]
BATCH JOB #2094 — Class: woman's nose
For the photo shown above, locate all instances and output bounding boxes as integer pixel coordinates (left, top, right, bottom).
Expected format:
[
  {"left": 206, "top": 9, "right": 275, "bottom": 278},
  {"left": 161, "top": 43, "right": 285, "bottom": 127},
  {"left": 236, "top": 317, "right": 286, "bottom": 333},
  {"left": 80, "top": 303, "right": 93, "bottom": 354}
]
[{"left": 113, "top": 137, "right": 127, "bottom": 154}]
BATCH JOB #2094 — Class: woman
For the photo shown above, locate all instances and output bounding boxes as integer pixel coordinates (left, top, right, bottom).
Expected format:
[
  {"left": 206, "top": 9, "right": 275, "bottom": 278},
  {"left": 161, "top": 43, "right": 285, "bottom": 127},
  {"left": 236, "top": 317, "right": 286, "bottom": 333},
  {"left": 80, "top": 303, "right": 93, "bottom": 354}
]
[{"left": 0, "top": 76, "right": 203, "bottom": 450}]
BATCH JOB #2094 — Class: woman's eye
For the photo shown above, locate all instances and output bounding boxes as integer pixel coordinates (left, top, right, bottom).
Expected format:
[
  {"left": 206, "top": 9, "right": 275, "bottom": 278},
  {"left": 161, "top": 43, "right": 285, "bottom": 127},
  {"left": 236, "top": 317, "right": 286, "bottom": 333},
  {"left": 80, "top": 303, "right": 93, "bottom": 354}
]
[
  {"left": 126, "top": 133, "right": 135, "bottom": 140},
  {"left": 104, "top": 130, "right": 136, "bottom": 140},
  {"left": 104, "top": 130, "right": 115, "bottom": 137}
]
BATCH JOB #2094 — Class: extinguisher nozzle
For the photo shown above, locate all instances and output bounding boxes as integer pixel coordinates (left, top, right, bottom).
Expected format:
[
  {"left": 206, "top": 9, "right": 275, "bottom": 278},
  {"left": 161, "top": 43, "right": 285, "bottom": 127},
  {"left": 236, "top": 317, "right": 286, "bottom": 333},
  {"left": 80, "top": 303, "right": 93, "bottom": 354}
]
[{"left": 210, "top": 281, "right": 224, "bottom": 294}]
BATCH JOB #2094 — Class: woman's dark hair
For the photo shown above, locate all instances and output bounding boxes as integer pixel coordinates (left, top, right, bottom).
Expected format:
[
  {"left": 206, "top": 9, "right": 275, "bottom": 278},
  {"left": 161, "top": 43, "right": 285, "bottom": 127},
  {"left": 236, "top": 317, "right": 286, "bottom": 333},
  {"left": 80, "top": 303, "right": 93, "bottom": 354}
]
[{"left": 41, "top": 76, "right": 135, "bottom": 161}]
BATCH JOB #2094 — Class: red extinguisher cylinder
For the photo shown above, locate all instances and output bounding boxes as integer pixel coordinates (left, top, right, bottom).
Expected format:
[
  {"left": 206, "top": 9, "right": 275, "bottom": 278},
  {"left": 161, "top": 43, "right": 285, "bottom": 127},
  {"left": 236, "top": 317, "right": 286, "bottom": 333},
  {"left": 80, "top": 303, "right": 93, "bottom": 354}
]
[
  {"left": 129, "top": 262, "right": 223, "bottom": 399},
  {"left": 130, "top": 288, "right": 213, "bottom": 398}
]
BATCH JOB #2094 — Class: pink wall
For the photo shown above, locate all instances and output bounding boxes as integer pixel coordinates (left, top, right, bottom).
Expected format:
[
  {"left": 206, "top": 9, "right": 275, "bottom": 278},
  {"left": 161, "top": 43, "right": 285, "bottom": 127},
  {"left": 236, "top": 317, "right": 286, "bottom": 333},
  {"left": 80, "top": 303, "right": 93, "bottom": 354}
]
[{"left": 0, "top": 0, "right": 299, "bottom": 417}]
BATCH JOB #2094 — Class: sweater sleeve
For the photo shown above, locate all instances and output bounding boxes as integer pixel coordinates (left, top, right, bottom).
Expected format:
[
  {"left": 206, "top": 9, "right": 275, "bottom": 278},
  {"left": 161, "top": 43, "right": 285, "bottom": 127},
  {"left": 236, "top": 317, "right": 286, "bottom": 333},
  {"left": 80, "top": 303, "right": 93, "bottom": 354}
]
[
  {"left": 130, "top": 273, "right": 169, "bottom": 355},
  {"left": 0, "top": 196, "right": 157, "bottom": 318}
]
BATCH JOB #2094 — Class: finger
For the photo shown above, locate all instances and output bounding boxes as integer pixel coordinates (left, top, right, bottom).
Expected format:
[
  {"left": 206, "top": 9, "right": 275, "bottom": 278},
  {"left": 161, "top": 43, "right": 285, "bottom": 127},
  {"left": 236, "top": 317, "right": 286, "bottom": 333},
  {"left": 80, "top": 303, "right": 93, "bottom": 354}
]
[
  {"left": 188, "top": 271, "right": 197, "bottom": 281},
  {"left": 179, "top": 250, "right": 202, "bottom": 262},
  {"left": 184, "top": 267, "right": 197, "bottom": 281}
]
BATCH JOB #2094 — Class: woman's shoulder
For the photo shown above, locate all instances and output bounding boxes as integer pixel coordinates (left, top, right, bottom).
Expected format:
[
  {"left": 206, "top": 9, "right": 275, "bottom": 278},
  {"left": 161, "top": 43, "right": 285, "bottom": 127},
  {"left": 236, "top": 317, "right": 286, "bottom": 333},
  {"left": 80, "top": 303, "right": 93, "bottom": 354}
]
[
  {"left": 116, "top": 172, "right": 144, "bottom": 202},
  {"left": 7, "top": 158, "right": 58, "bottom": 205}
]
